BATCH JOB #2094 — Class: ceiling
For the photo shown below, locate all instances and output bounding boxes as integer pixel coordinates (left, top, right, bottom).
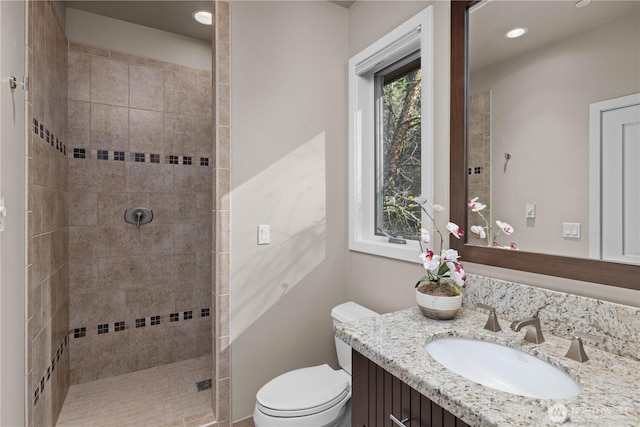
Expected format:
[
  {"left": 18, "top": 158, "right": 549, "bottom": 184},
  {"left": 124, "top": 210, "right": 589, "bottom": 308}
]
[
  {"left": 64, "top": 1, "right": 215, "bottom": 41},
  {"left": 64, "top": 0, "right": 355, "bottom": 42},
  {"left": 469, "top": 0, "right": 640, "bottom": 73}
]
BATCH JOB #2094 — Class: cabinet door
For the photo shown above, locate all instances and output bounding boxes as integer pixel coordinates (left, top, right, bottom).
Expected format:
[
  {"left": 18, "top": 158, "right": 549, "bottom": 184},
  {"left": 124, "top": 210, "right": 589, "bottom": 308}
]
[{"left": 352, "top": 350, "right": 471, "bottom": 427}]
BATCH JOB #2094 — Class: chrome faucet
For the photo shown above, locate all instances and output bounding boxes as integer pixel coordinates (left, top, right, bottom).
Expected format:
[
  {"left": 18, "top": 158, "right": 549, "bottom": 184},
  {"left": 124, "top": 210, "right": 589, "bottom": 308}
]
[{"left": 510, "top": 317, "right": 545, "bottom": 344}]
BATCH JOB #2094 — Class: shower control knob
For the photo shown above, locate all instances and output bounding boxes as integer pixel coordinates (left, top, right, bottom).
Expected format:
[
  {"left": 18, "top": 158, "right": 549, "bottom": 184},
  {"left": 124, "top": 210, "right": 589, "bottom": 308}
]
[{"left": 124, "top": 207, "right": 153, "bottom": 229}]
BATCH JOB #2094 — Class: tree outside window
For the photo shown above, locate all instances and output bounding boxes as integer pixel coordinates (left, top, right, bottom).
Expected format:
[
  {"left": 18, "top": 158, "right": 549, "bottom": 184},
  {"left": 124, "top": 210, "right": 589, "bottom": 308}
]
[{"left": 376, "top": 55, "right": 422, "bottom": 239}]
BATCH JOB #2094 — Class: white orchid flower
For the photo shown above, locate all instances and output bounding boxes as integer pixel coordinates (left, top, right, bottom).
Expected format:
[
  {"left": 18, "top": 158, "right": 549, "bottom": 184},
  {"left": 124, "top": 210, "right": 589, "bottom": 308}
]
[
  {"left": 446, "top": 222, "right": 464, "bottom": 239},
  {"left": 470, "top": 225, "right": 486, "bottom": 239},
  {"left": 419, "top": 251, "right": 440, "bottom": 271},
  {"left": 450, "top": 269, "right": 466, "bottom": 287},
  {"left": 447, "top": 261, "right": 466, "bottom": 287},
  {"left": 496, "top": 220, "right": 514, "bottom": 235},
  {"left": 467, "top": 197, "right": 486, "bottom": 212},
  {"left": 419, "top": 228, "right": 430, "bottom": 243},
  {"left": 441, "top": 248, "right": 460, "bottom": 263}
]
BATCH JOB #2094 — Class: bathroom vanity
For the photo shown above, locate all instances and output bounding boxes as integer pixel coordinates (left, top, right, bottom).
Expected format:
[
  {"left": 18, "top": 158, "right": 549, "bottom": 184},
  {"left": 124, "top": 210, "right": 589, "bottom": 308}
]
[
  {"left": 336, "top": 305, "right": 640, "bottom": 426},
  {"left": 352, "top": 348, "right": 469, "bottom": 427}
]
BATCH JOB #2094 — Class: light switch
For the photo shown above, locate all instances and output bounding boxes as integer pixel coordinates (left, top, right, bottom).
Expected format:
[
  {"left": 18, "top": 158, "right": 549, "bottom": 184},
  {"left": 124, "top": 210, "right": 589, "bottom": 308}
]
[
  {"left": 525, "top": 203, "right": 536, "bottom": 219},
  {"left": 562, "top": 222, "right": 581, "bottom": 239},
  {"left": 257, "top": 224, "right": 270, "bottom": 245},
  {"left": 0, "top": 197, "right": 6, "bottom": 232}
]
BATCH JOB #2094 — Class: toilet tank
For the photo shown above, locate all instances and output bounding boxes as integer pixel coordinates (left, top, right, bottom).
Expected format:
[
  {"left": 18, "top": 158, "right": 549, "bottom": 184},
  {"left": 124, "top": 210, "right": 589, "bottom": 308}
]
[{"left": 331, "top": 302, "right": 378, "bottom": 375}]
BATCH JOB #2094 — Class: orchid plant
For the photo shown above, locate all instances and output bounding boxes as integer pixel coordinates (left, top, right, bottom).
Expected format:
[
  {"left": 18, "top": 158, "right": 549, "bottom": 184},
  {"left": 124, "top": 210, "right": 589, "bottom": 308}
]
[
  {"left": 410, "top": 196, "right": 466, "bottom": 296},
  {"left": 468, "top": 197, "right": 518, "bottom": 250}
]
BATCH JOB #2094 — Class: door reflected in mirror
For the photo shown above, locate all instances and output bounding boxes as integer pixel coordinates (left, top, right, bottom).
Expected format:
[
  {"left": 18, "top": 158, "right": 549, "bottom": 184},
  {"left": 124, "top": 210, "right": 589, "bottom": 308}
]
[{"left": 467, "top": 0, "right": 640, "bottom": 264}]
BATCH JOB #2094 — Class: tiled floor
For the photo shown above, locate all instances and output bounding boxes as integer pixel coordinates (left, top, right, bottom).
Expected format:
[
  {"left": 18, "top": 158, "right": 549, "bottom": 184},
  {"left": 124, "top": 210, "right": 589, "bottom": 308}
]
[{"left": 56, "top": 356, "right": 215, "bottom": 427}]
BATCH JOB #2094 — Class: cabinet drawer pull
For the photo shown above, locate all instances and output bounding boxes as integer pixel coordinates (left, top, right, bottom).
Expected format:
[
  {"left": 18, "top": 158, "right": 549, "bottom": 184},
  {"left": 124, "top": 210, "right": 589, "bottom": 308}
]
[{"left": 389, "top": 414, "right": 411, "bottom": 426}]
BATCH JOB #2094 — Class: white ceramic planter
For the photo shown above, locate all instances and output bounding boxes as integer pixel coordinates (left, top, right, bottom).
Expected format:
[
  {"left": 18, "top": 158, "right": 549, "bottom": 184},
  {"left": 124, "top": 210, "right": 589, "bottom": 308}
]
[{"left": 415, "top": 289, "right": 462, "bottom": 320}]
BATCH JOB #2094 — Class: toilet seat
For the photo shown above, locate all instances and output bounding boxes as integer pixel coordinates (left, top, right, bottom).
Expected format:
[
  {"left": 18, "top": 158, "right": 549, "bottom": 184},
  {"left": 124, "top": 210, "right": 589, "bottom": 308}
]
[{"left": 256, "top": 364, "right": 350, "bottom": 417}]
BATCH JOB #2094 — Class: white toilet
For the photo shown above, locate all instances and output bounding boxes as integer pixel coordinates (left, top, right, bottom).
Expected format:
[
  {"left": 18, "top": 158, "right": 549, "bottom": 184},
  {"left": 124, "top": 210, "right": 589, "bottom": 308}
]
[{"left": 253, "top": 302, "right": 378, "bottom": 427}]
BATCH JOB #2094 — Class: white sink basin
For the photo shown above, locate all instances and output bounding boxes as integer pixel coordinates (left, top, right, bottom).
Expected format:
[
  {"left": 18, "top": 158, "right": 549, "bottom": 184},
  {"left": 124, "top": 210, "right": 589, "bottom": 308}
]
[{"left": 426, "top": 337, "right": 581, "bottom": 399}]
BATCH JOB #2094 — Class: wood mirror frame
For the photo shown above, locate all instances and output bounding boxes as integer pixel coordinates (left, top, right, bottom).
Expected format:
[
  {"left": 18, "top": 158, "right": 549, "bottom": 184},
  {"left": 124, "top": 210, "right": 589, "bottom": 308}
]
[{"left": 449, "top": 0, "right": 638, "bottom": 291}]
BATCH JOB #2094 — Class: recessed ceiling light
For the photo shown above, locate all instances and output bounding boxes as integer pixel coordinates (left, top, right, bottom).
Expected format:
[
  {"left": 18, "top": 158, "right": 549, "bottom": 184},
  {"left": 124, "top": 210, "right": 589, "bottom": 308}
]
[
  {"left": 575, "top": 0, "right": 591, "bottom": 8},
  {"left": 505, "top": 27, "right": 528, "bottom": 39},
  {"left": 193, "top": 10, "right": 212, "bottom": 26}
]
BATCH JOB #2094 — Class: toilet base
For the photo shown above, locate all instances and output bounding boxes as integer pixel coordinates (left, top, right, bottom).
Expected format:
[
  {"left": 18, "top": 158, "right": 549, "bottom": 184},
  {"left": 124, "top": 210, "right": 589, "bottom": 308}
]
[{"left": 253, "top": 399, "right": 351, "bottom": 427}]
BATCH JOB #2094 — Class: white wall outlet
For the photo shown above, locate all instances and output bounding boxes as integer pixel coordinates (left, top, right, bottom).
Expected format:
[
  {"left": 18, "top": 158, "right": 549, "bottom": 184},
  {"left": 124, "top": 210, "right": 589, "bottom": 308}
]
[
  {"left": 562, "top": 222, "right": 581, "bottom": 239},
  {"left": 257, "top": 224, "right": 270, "bottom": 245},
  {"left": 525, "top": 203, "right": 536, "bottom": 219}
]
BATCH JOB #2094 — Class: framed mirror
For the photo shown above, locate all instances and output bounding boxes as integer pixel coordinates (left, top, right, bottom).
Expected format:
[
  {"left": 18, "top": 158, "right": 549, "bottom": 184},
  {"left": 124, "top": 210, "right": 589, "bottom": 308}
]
[{"left": 450, "top": 0, "right": 639, "bottom": 290}]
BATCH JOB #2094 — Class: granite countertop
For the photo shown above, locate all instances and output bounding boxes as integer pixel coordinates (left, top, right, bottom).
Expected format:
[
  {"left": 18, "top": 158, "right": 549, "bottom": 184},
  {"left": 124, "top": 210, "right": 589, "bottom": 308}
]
[{"left": 335, "top": 307, "right": 640, "bottom": 426}]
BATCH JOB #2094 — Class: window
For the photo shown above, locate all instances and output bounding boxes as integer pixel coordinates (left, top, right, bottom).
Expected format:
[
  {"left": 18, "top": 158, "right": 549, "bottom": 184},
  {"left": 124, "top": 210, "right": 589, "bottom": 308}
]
[
  {"left": 349, "top": 7, "right": 433, "bottom": 262},
  {"left": 375, "top": 54, "right": 422, "bottom": 240}
]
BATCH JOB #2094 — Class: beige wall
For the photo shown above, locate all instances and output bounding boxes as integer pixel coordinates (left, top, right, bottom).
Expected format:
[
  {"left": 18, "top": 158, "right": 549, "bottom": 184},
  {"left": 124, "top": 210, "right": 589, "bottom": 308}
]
[
  {"left": 471, "top": 12, "right": 640, "bottom": 258},
  {"left": 230, "top": 0, "right": 348, "bottom": 420},
  {"left": 347, "top": 0, "right": 451, "bottom": 313}
]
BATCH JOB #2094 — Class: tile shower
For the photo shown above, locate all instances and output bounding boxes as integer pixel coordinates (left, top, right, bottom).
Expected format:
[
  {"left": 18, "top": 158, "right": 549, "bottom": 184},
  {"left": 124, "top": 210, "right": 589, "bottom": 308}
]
[
  {"left": 28, "top": 0, "right": 71, "bottom": 425},
  {"left": 25, "top": 0, "right": 225, "bottom": 425},
  {"left": 66, "top": 41, "right": 213, "bottom": 384},
  {"left": 467, "top": 90, "right": 491, "bottom": 246}
]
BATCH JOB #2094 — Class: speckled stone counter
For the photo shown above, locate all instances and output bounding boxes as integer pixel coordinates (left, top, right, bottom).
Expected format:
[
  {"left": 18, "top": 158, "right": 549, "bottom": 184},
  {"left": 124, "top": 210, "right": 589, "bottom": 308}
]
[{"left": 335, "top": 307, "right": 640, "bottom": 426}]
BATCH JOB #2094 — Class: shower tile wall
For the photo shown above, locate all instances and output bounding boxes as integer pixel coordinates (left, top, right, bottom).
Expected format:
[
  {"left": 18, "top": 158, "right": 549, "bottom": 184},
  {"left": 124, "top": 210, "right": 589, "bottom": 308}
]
[
  {"left": 27, "top": 1, "right": 70, "bottom": 426},
  {"left": 467, "top": 91, "right": 491, "bottom": 246},
  {"left": 212, "top": 1, "right": 232, "bottom": 424},
  {"left": 66, "top": 42, "right": 213, "bottom": 384}
]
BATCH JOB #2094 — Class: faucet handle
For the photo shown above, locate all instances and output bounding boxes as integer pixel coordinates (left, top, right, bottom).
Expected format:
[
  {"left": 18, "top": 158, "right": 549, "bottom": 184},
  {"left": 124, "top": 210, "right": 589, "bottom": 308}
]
[
  {"left": 565, "top": 336, "right": 589, "bottom": 362},
  {"left": 565, "top": 331, "right": 604, "bottom": 363},
  {"left": 476, "top": 303, "right": 502, "bottom": 332}
]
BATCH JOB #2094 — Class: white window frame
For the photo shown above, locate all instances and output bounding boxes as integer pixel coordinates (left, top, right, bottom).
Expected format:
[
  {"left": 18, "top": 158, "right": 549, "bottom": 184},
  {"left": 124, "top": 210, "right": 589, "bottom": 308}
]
[{"left": 348, "top": 7, "right": 434, "bottom": 262}]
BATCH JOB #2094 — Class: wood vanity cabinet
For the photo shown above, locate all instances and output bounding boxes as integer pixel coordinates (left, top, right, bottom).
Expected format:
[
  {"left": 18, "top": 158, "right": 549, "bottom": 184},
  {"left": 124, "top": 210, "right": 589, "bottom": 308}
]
[{"left": 352, "top": 350, "right": 471, "bottom": 427}]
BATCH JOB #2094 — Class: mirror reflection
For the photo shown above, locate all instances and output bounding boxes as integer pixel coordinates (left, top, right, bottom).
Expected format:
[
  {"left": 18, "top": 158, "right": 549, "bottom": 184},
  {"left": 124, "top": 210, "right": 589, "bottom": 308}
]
[{"left": 467, "top": 0, "right": 639, "bottom": 264}]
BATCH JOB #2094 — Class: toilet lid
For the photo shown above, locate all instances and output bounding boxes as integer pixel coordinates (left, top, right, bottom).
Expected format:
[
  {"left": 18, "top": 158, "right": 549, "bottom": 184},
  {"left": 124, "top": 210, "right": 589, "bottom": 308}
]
[{"left": 256, "top": 364, "right": 350, "bottom": 417}]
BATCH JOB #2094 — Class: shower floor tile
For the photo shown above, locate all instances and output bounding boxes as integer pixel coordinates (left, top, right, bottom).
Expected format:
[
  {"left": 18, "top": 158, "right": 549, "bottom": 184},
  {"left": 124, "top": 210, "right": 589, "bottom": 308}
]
[{"left": 56, "top": 355, "right": 215, "bottom": 427}]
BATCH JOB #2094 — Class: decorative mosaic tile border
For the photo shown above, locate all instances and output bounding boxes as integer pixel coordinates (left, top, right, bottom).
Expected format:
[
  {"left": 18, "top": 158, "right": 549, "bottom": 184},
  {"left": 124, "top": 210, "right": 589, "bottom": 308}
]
[
  {"left": 33, "top": 333, "right": 69, "bottom": 407},
  {"left": 33, "top": 118, "right": 67, "bottom": 156},
  {"left": 70, "top": 148, "right": 210, "bottom": 167},
  {"left": 71, "top": 307, "right": 211, "bottom": 339}
]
